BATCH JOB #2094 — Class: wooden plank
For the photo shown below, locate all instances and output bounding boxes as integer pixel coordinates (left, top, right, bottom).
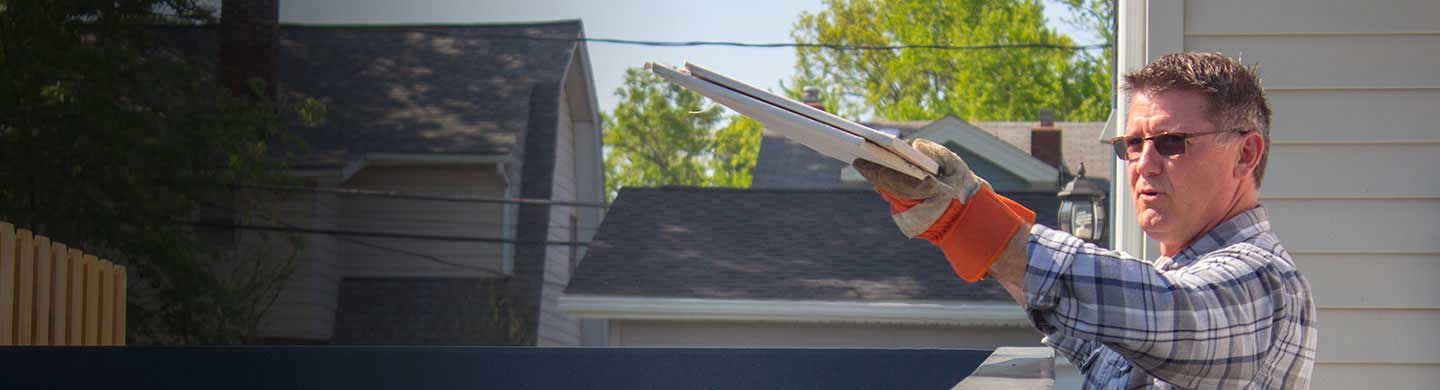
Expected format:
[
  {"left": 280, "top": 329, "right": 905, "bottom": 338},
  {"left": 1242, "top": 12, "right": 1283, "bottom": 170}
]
[
  {"left": 67, "top": 249, "right": 84, "bottom": 345},
  {"left": 98, "top": 260, "right": 113, "bottom": 346},
  {"left": 83, "top": 254, "right": 99, "bottom": 346},
  {"left": 646, "top": 62, "right": 930, "bottom": 180},
  {"left": 33, "top": 236, "right": 51, "bottom": 345},
  {"left": 49, "top": 242, "right": 68, "bottom": 346},
  {"left": 0, "top": 222, "right": 13, "bottom": 345},
  {"left": 15, "top": 229, "right": 32, "bottom": 345},
  {"left": 114, "top": 265, "right": 126, "bottom": 346}
]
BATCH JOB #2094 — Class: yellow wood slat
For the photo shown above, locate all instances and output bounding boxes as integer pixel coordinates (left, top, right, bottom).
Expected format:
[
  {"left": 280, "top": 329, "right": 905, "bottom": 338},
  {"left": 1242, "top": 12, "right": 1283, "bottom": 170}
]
[
  {"left": 113, "top": 265, "right": 126, "bottom": 346},
  {"left": 0, "top": 222, "right": 13, "bottom": 346},
  {"left": 50, "top": 243, "right": 68, "bottom": 346},
  {"left": 97, "top": 260, "right": 113, "bottom": 346},
  {"left": 33, "top": 236, "right": 51, "bottom": 346},
  {"left": 82, "top": 254, "right": 99, "bottom": 346},
  {"left": 67, "top": 249, "right": 84, "bottom": 345},
  {"left": 14, "top": 229, "right": 32, "bottom": 345}
]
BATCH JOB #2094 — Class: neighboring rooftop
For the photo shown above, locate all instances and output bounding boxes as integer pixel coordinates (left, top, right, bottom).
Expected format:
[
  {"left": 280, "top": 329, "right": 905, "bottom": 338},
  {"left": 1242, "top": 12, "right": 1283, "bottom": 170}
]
[
  {"left": 156, "top": 21, "right": 584, "bottom": 165},
  {"left": 566, "top": 187, "right": 1059, "bottom": 303}
]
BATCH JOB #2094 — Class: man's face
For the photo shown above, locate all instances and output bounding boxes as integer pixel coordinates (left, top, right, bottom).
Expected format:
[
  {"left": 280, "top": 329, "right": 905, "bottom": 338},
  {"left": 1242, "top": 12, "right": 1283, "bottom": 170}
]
[{"left": 1125, "top": 90, "right": 1247, "bottom": 250}]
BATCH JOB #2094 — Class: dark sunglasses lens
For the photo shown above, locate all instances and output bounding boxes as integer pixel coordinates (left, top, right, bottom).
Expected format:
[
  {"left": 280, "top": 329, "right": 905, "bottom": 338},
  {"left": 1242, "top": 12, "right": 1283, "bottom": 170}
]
[
  {"left": 1154, "top": 134, "right": 1187, "bottom": 156},
  {"left": 1111, "top": 139, "right": 1131, "bottom": 159}
]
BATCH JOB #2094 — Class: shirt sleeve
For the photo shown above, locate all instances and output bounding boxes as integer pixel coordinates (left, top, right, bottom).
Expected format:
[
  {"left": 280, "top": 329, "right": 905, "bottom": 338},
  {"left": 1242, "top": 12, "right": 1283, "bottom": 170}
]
[{"left": 1022, "top": 224, "right": 1289, "bottom": 388}]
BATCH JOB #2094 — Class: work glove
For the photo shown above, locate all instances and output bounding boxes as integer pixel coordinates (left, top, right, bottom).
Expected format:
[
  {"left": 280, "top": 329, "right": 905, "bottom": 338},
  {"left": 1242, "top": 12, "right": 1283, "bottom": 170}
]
[{"left": 853, "top": 138, "right": 1036, "bottom": 282}]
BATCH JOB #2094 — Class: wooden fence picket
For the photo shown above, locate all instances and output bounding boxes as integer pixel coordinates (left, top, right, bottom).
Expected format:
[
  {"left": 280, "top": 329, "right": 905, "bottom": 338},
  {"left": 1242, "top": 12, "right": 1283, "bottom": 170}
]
[
  {"left": 0, "top": 221, "right": 128, "bottom": 346},
  {"left": 83, "top": 254, "right": 99, "bottom": 346},
  {"left": 34, "top": 236, "right": 52, "bottom": 345},
  {"left": 113, "top": 265, "right": 126, "bottom": 345},
  {"left": 67, "top": 249, "right": 84, "bottom": 344},
  {"left": 50, "top": 242, "right": 68, "bottom": 346},
  {"left": 1, "top": 222, "right": 13, "bottom": 345},
  {"left": 17, "top": 229, "right": 34, "bottom": 345},
  {"left": 98, "top": 260, "right": 113, "bottom": 346}
]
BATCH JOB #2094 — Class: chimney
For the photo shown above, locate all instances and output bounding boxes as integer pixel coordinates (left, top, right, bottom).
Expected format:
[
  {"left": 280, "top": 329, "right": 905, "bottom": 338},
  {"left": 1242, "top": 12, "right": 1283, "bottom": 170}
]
[
  {"left": 1031, "top": 108, "right": 1063, "bottom": 169},
  {"left": 221, "top": 0, "right": 278, "bottom": 100},
  {"left": 801, "top": 86, "right": 825, "bottom": 111}
]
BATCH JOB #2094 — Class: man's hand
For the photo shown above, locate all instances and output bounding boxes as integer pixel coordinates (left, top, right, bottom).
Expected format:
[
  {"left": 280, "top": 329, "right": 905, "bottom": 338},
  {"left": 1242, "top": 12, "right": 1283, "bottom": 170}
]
[
  {"left": 853, "top": 139, "right": 983, "bottom": 238},
  {"left": 852, "top": 138, "right": 1036, "bottom": 283}
]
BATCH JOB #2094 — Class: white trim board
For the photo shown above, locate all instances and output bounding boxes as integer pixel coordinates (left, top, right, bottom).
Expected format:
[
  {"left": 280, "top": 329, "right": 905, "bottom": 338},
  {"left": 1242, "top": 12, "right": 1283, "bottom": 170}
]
[
  {"left": 559, "top": 295, "right": 1030, "bottom": 328},
  {"left": 908, "top": 117, "right": 1059, "bottom": 191}
]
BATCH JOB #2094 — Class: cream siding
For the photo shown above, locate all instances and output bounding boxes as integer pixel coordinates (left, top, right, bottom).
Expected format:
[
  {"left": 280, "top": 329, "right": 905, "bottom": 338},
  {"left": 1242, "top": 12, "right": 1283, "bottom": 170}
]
[
  {"left": 342, "top": 166, "right": 509, "bottom": 278},
  {"left": 1123, "top": 1, "right": 1440, "bottom": 387},
  {"left": 253, "top": 188, "right": 343, "bottom": 340},
  {"left": 536, "top": 87, "right": 581, "bottom": 346}
]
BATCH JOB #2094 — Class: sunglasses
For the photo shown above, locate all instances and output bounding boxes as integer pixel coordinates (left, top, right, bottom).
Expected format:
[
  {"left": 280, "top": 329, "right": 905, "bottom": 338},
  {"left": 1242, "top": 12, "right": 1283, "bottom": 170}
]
[{"left": 1109, "top": 128, "right": 1246, "bottom": 161}]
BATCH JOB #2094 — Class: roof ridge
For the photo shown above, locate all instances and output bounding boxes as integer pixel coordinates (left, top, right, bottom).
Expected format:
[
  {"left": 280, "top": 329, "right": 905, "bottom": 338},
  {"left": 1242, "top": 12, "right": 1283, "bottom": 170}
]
[{"left": 277, "top": 19, "right": 583, "bottom": 30}]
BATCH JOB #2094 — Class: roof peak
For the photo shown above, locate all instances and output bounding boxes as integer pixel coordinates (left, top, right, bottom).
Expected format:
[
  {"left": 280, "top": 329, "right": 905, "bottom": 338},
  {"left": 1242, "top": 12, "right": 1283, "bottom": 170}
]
[{"left": 277, "top": 19, "right": 582, "bottom": 29}]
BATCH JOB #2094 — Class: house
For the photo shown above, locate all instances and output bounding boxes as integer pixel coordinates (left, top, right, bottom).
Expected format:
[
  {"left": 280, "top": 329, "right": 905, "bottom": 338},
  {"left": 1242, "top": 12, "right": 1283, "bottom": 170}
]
[
  {"left": 160, "top": 17, "right": 604, "bottom": 346},
  {"left": 1111, "top": 1, "right": 1440, "bottom": 388},
  {"left": 562, "top": 108, "right": 1104, "bottom": 349}
]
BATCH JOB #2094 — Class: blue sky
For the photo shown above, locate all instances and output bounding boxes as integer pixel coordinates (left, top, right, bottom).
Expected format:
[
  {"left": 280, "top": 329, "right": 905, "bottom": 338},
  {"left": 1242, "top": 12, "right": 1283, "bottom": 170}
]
[{"left": 281, "top": 0, "right": 1099, "bottom": 117}]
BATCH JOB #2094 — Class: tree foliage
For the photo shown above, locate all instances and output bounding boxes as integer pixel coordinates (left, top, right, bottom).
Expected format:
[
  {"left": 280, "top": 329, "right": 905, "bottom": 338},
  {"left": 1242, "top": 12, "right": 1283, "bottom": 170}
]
[
  {"left": 0, "top": 0, "right": 315, "bottom": 344},
  {"left": 602, "top": 68, "right": 762, "bottom": 202},
  {"left": 789, "top": 0, "right": 1112, "bottom": 122}
]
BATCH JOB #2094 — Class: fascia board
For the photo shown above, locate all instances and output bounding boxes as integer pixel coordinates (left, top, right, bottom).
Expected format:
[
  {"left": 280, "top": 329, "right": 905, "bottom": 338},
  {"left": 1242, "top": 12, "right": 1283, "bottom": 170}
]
[
  {"left": 364, "top": 153, "right": 514, "bottom": 165},
  {"left": 909, "top": 125, "right": 1059, "bottom": 187},
  {"left": 559, "top": 295, "right": 1029, "bottom": 328}
]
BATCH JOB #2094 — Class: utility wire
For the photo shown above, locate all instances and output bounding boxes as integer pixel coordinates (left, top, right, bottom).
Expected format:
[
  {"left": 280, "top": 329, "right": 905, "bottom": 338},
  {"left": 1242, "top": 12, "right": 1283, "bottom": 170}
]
[
  {"left": 417, "top": 30, "right": 1111, "bottom": 52},
  {"left": 195, "top": 201, "right": 518, "bottom": 274},
  {"left": 318, "top": 226, "right": 506, "bottom": 277},
  {"left": 243, "top": 184, "right": 607, "bottom": 209},
  {"left": 186, "top": 220, "right": 591, "bottom": 247}
]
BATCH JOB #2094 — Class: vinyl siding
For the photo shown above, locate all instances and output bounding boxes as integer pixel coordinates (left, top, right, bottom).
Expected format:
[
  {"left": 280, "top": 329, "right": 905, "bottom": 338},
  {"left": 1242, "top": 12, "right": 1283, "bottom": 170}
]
[
  {"left": 1168, "top": 1, "right": 1440, "bottom": 387},
  {"left": 253, "top": 189, "right": 343, "bottom": 340},
  {"left": 342, "top": 166, "right": 509, "bottom": 278},
  {"left": 536, "top": 87, "right": 581, "bottom": 346}
]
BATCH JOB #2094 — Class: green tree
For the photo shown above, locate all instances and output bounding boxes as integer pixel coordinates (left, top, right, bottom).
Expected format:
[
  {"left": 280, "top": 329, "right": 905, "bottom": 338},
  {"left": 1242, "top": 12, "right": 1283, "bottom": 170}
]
[
  {"left": 0, "top": 0, "right": 316, "bottom": 344},
  {"left": 602, "top": 68, "right": 762, "bottom": 201},
  {"left": 790, "top": 0, "right": 1111, "bottom": 122}
]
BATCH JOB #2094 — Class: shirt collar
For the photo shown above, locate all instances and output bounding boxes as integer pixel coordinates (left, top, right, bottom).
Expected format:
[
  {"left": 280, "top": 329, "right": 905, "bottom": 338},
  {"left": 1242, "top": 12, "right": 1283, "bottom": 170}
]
[{"left": 1170, "top": 205, "right": 1272, "bottom": 266}]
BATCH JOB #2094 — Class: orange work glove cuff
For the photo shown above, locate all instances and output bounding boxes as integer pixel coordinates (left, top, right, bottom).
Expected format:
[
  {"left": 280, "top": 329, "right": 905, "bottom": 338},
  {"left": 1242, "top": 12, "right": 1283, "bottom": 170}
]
[{"left": 917, "top": 186, "right": 1036, "bottom": 282}]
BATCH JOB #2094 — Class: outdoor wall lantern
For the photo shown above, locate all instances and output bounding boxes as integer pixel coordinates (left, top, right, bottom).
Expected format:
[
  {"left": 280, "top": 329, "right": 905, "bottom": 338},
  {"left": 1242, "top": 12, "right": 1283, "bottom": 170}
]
[{"left": 1057, "top": 164, "right": 1106, "bottom": 244}]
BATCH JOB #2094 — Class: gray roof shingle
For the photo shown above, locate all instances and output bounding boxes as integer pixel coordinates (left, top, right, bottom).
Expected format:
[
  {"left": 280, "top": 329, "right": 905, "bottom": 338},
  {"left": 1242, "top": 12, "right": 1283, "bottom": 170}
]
[
  {"left": 157, "top": 21, "right": 583, "bottom": 165},
  {"left": 566, "top": 187, "right": 1060, "bottom": 303}
]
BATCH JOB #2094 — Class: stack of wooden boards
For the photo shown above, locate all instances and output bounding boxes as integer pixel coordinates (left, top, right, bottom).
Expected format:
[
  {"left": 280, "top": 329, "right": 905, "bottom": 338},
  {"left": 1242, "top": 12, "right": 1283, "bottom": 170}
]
[{"left": 646, "top": 62, "right": 939, "bottom": 180}]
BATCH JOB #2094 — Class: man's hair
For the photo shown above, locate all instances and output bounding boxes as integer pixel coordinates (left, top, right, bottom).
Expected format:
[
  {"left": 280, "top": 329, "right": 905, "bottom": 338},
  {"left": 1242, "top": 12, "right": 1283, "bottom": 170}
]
[{"left": 1123, "top": 52, "right": 1273, "bottom": 187}]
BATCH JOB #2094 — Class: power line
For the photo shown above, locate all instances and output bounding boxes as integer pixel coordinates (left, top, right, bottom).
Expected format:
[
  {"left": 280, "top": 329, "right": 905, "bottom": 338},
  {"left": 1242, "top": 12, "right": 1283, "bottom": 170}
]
[
  {"left": 243, "top": 184, "right": 607, "bottom": 208},
  {"left": 196, "top": 201, "right": 520, "bottom": 274},
  {"left": 186, "top": 220, "right": 591, "bottom": 247},
  {"left": 414, "top": 30, "right": 1111, "bottom": 52},
  {"left": 322, "top": 227, "right": 506, "bottom": 277}
]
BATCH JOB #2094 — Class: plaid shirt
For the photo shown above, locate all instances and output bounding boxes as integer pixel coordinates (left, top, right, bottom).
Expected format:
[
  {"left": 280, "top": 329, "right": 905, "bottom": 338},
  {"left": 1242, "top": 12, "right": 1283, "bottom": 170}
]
[{"left": 1023, "top": 206, "right": 1317, "bottom": 389}]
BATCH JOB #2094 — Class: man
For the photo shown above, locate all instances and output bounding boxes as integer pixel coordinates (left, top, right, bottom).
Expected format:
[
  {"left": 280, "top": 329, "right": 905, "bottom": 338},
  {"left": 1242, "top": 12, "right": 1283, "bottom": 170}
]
[{"left": 855, "top": 52, "right": 1316, "bottom": 389}]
